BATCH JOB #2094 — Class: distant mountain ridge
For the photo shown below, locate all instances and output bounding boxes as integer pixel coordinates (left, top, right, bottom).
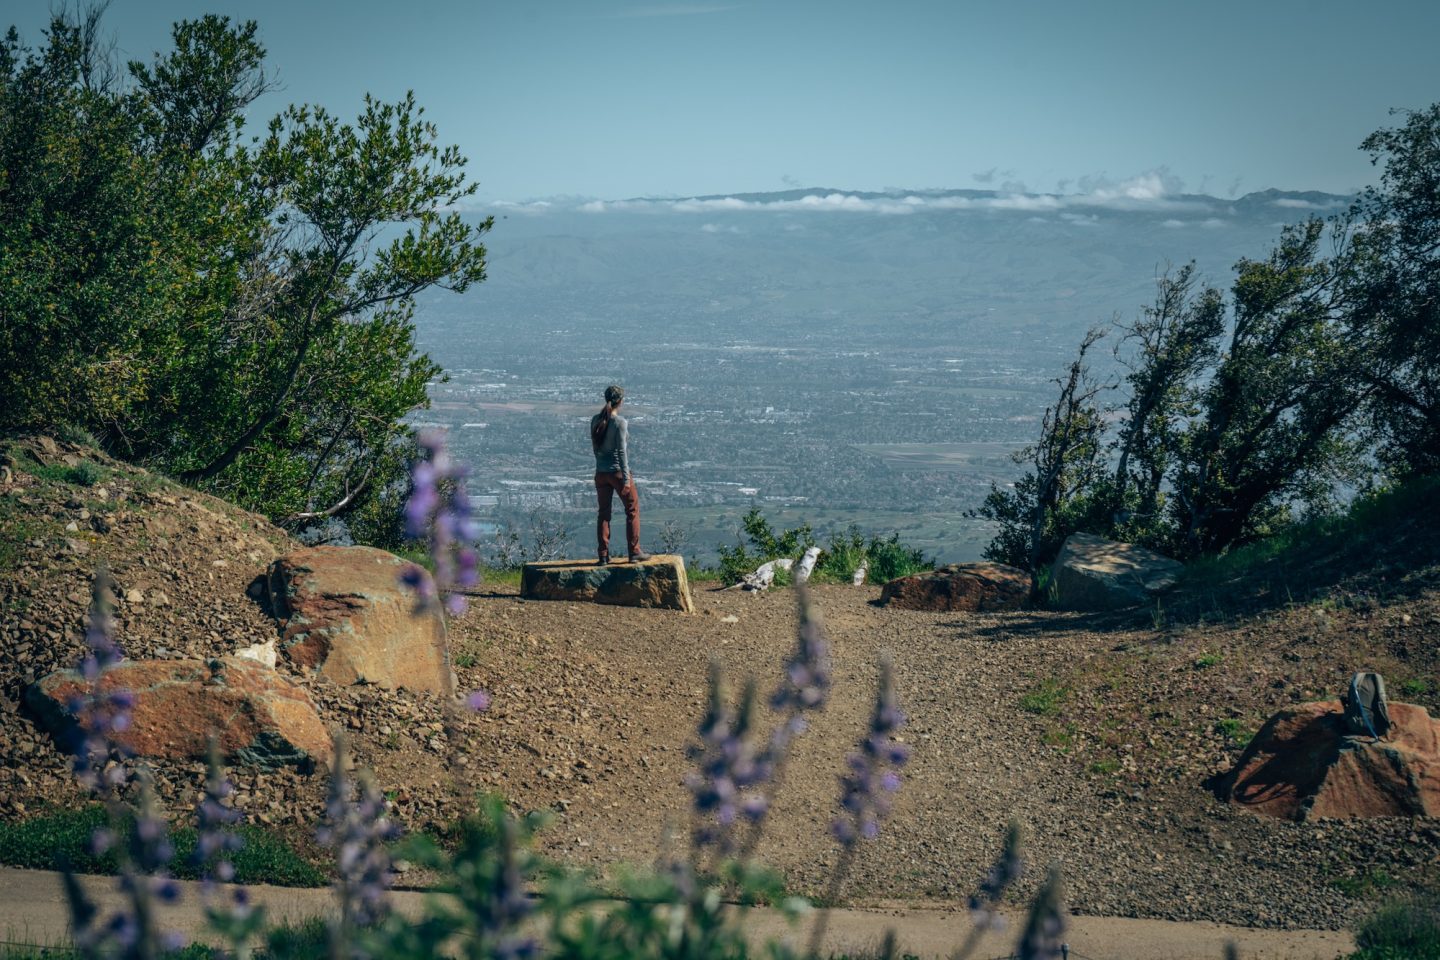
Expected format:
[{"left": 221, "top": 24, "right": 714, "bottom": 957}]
[{"left": 592, "top": 185, "right": 1356, "bottom": 211}]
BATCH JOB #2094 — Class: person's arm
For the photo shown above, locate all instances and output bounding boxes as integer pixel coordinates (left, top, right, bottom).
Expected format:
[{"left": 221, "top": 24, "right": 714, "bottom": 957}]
[{"left": 618, "top": 417, "right": 630, "bottom": 483}]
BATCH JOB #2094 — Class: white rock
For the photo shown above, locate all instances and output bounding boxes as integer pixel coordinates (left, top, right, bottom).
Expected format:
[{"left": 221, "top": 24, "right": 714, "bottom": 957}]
[
  {"left": 794, "top": 546, "right": 821, "bottom": 584},
  {"left": 852, "top": 560, "right": 868, "bottom": 586},
  {"left": 235, "top": 640, "right": 278, "bottom": 669}
]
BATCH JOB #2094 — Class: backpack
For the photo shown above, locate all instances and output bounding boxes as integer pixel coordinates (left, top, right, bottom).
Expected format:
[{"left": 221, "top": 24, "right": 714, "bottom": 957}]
[{"left": 1341, "top": 671, "right": 1391, "bottom": 739}]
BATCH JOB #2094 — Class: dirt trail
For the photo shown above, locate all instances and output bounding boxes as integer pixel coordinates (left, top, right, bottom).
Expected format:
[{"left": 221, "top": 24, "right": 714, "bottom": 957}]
[
  {"left": 442, "top": 583, "right": 1437, "bottom": 931},
  {"left": 0, "top": 867, "right": 1353, "bottom": 959}
]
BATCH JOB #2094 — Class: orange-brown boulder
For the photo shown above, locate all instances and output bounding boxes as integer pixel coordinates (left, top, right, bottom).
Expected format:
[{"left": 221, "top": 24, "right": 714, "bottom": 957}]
[
  {"left": 878, "top": 563, "right": 1030, "bottom": 612},
  {"left": 27, "top": 657, "right": 332, "bottom": 771},
  {"left": 267, "top": 546, "right": 454, "bottom": 693},
  {"left": 1218, "top": 700, "right": 1440, "bottom": 820},
  {"left": 521, "top": 554, "right": 694, "bottom": 612}
]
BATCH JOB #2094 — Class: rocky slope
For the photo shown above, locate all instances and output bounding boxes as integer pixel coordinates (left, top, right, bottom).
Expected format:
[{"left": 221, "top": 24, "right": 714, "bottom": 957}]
[{"left": 2, "top": 436, "right": 1438, "bottom": 931}]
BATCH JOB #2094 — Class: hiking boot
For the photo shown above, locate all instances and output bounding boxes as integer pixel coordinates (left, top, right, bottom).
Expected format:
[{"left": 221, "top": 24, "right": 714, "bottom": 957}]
[
  {"left": 629, "top": 550, "right": 652, "bottom": 563},
  {"left": 596, "top": 556, "right": 610, "bottom": 566}
]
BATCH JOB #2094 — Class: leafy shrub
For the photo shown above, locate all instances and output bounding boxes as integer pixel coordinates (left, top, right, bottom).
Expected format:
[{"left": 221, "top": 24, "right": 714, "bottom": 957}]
[
  {"left": 718, "top": 513, "right": 929, "bottom": 586},
  {"left": 1352, "top": 895, "right": 1440, "bottom": 959}
]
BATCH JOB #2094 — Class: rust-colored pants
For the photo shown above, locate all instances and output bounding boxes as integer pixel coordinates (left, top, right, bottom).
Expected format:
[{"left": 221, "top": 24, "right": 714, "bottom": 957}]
[{"left": 595, "top": 471, "right": 640, "bottom": 559}]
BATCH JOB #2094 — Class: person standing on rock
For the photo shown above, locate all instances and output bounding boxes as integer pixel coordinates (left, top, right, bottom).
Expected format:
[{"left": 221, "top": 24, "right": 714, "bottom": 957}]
[{"left": 591, "top": 384, "right": 650, "bottom": 564}]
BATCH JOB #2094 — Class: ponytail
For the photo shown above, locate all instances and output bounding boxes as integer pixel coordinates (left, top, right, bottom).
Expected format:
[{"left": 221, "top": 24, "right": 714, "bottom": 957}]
[{"left": 591, "top": 403, "right": 612, "bottom": 452}]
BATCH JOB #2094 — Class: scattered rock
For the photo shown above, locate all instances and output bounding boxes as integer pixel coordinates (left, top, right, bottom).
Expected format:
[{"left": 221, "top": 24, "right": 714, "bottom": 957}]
[
  {"left": 879, "top": 562, "right": 1030, "bottom": 612},
  {"left": 1216, "top": 699, "right": 1440, "bottom": 819},
  {"left": 267, "top": 546, "right": 455, "bottom": 692},
  {"left": 1051, "top": 533, "right": 1183, "bottom": 610},
  {"left": 520, "top": 555, "right": 694, "bottom": 613},
  {"left": 27, "top": 657, "right": 332, "bottom": 771}
]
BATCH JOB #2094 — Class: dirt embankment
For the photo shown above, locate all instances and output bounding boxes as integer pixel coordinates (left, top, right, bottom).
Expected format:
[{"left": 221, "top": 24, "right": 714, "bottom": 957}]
[{"left": 2, "top": 436, "right": 1438, "bottom": 932}]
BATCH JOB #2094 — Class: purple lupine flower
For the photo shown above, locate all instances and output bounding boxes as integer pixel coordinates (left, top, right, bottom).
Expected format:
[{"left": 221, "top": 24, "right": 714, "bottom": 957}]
[
  {"left": 831, "top": 657, "right": 909, "bottom": 847},
  {"left": 194, "top": 746, "right": 245, "bottom": 886},
  {"left": 318, "top": 738, "right": 402, "bottom": 935},
  {"left": 685, "top": 664, "right": 772, "bottom": 852},
  {"left": 402, "top": 429, "right": 481, "bottom": 616},
  {"left": 970, "top": 822, "right": 1024, "bottom": 931},
  {"left": 1017, "top": 865, "right": 1068, "bottom": 960},
  {"left": 477, "top": 814, "right": 538, "bottom": 960},
  {"left": 68, "top": 569, "right": 135, "bottom": 795},
  {"left": 767, "top": 586, "right": 832, "bottom": 753}
]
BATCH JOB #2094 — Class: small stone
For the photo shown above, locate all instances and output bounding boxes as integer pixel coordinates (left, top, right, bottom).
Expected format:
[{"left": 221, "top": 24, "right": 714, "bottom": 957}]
[
  {"left": 64, "top": 521, "right": 78, "bottom": 533},
  {"left": 125, "top": 588, "right": 144, "bottom": 604}
]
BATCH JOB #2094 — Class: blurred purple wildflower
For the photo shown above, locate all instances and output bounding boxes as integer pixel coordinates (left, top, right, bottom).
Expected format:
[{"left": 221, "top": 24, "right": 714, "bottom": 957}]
[
  {"left": 402, "top": 429, "right": 481, "bottom": 616},
  {"left": 466, "top": 689, "right": 492, "bottom": 712},
  {"left": 191, "top": 743, "right": 265, "bottom": 957},
  {"left": 68, "top": 569, "right": 135, "bottom": 795},
  {"left": 476, "top": 814, "right": 538, "bottom": 960},
  {"left": 318, "top": 737, "right": 402, "bottom": 936},
  {"left": 767, "top": 585, "right": 831, "bottom": 753},
  {"left": 194, "top": 745, "right": 244, "bottom": 886},
  {"left": 831, "top": 657, "right": 909, "bottom": 847},
  {"left": 67, "top": 774, "right": 183, "bottom": 960},
  {"left": 1017, "top": 865, "right": 1068, "bottom": 960},
  {"left": 970, "top": 822, "right": 1024, "bottom": 931},
  {"left": 685, "top": 664, "right": 773, "bottom": 852}
]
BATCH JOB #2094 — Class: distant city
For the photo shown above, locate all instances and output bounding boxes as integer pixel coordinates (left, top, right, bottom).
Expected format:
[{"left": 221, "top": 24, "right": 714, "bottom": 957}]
[{"left": 411, "top": 187, "right": 1347, "bottom": 565}]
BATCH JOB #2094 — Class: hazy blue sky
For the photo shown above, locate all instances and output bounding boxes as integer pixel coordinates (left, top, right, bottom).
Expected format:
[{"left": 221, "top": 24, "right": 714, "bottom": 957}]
[{"left": 7, "top": 1, "right": 1438, "bottom": 200}]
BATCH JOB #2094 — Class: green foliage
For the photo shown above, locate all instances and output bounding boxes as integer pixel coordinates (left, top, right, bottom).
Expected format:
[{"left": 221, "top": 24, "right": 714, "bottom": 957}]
[
  {"left": 717, "top": 511, "right": 929, "bottom": 586},
  {"left": 0, "top": 805, "right": 326, "bottom": 887},
  {"left": 1193, "top": 652, "right": 1224, "bottom": 669},
  {"left": 980, "top": 105, "right": 1440, "bottom": 572},
  {"left": 1351, "top": 105, "right": 1440, "bottom": 479},
  {"left": 1213, "top": 718, "right": 1252, "bottom": 746},
  {"left": 1176, "top": 474, "right": 1440, "bottom": 613},
  {"left": 1019, "top": 679, "right": 1069, "bottom": 716},
  {"left": 1351, "top": 895, "right": 1440, "bottom": 960},
  {"left": 0, "top": 11, "right": 488, "bottom": 543},
  {"left": 971, "top": 328, "right": 1111, "bottom": 582}
]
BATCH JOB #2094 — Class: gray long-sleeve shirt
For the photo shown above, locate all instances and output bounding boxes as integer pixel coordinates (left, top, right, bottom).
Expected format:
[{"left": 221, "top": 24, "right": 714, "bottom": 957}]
[{"left": 592, "top": 412, "right": 630, "bottom": 478}]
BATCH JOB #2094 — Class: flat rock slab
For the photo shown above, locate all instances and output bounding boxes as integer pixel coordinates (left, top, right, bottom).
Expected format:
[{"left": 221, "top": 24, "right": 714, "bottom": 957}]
[
  {"left": 1052, "top": 532, "right": 1183, "bottom": 610},
  {"left": 267, "top": 546, "right": 454, "bottom": 693},
  {"left": 1218, "top": 700, "right": 1440, "bottom": 820},
  {"left": 27, "top": 657, "right": 332, "bottom": 771},
  {"left": 879, "top": 562, "right": 1030, "bottom": 612},
  {"left": 521, "top": 555, "right": 693, "bottom": 612}
]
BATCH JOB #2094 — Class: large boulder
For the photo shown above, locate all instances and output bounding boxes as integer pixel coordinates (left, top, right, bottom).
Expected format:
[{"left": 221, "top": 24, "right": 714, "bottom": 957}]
[
  {"left": 1217, "top": 700, "right": 1440, "bottom": 820},
  {"left": 1051, "top": 533, "right": 1182, "bottom": 610},
  {"left": 27, "top": 657, "right": 333, "bottom": 771},
  {"left": 267, "top": 546, "right": 454, "bottom": 693},
  {"left": 521, "top": 555, "right": 693, "bottom": 612},
  {"left": 879, "top": 563, "right": 1030, "bottom": 612}
]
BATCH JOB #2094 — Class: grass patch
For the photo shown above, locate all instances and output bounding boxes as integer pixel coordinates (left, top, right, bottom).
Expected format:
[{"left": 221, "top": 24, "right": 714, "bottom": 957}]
[
  {"left": 1214, "top": 718, "right": 1254, "bottom": 747},
  {"left": 1019, "top": 679, "right": 1069, "bottom": 717},
  {"left": 482, "top": 565, "right": 522, "bottom": 589},
  {"left": 1400, "top": 678, "right": 1432, "bottom": 699},
  {"left": 0, "top": 806, "right": 327, "bottom": 887},
  {"left": 1176, "top": 475, "right": 1440, "bottom": 618},
  {"left": 1333, "top": 869, "right": 1401, "bottom": 898},
  {"left": 14, "top": 458, "right": 106, "bottom": 487},
  {"left": 1087, "top": 758, "right": 1120, "bottom": 776},
  {"left": 1193, "top": 651, "right": 1224, "bottom": 669}
]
